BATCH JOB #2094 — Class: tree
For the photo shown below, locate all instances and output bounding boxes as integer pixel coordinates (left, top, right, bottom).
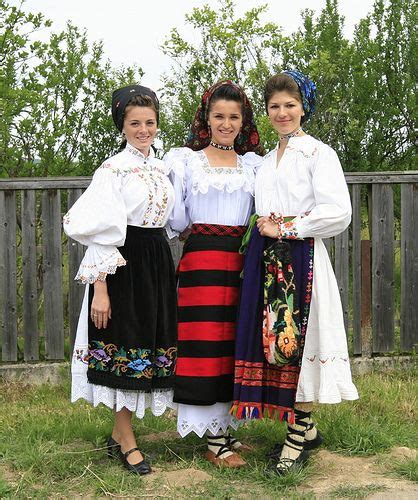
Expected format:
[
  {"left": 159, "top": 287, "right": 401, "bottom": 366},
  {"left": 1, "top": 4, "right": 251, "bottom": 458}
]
[
  {"left": 0, "top": 0, "right": 143, "bottom": 177},
  {"left": 160, "top": 0, "right": 417, "bottom": 172},
  {"left": 159, "top": 0, "right": 279, "bottom": 151}
]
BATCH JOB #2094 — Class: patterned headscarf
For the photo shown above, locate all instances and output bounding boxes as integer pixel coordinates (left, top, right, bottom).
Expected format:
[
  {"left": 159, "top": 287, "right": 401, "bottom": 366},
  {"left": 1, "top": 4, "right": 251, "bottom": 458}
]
[
  {"left": 111, "top": 85, "right": 159, "bottom": 132},
  {"left": 185, "top": 80, "right": 262, "bottom": 155},
  {"left": 283, "top": 70, "right": 316, "bottom": 122}
]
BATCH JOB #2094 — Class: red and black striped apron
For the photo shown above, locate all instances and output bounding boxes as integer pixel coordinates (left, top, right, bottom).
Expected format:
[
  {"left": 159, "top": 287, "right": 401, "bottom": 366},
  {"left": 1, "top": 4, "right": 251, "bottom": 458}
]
[{"left": 174, "top": 223, "right": 247, "bottom": 406}]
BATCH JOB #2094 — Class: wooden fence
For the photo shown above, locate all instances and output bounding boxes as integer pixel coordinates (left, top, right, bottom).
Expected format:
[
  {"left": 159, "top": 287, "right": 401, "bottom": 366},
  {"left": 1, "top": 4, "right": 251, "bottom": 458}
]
[{"left": 0, "top": 172, "right": 417, "bottom": 363}]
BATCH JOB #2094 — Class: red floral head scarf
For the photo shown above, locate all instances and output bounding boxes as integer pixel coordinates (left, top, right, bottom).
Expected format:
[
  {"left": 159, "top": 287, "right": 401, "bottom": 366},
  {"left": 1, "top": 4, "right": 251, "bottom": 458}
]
[{"left": 185, "top": 80, "right": 262, "bottom": 155}]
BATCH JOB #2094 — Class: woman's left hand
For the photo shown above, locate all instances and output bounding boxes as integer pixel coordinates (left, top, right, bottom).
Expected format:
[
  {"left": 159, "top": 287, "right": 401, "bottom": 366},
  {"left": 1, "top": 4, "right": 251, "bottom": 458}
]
[{"left": 257, "top": 216, "right": 281, "bottom": 238}]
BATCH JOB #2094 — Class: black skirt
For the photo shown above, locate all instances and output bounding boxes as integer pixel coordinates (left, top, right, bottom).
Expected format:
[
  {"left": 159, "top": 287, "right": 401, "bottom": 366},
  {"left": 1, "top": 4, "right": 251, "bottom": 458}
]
[{"left": 87, "top": 226, "right": 177, "bottom": 391}]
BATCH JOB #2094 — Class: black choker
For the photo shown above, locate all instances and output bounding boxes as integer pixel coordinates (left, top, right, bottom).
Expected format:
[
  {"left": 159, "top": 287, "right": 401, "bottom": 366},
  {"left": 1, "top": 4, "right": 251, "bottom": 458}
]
[
  {"left": 279, "top": 127, "right": 302, "bottom": 140},
  {"left": 210, "top": 141, "right": 234, "bottom": 151}
]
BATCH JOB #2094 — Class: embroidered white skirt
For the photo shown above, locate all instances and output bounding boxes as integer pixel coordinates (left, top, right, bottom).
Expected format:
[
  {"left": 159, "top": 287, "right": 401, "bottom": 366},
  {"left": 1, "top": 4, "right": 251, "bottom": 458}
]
[{"left": 296, "top": 239, "right": 359, "bottom": 403}]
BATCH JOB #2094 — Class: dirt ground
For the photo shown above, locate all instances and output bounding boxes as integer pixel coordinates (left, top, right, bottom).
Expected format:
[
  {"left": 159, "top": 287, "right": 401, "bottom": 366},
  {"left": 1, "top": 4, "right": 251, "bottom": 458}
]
[
  {"left": 140, "top": 444, "right": 418, "bottom": 498},
  {"left": 1, "top": 444, "right": 416, "bottom": 498}
]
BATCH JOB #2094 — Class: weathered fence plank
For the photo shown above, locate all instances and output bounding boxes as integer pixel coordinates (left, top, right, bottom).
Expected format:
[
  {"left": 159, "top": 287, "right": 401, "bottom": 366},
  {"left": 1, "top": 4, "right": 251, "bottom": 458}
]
[
  {"left": 351, "top": 185, "right": 362, "bottom": 355},
  {"left": 0, "top": 191, "right": 18, "bottom": 361},
  {"left": 400, "top": 183, "right": 418, "bottom": 351},
  {"left": 42, "top": 189, "right": 64, "bottom": 360},
  {"left": 167, "top": 236, "right": 183, "bottom": 269},
  {"left": 67, "top": 189, "right": 85, "bottom": 349},
  {"left": 322, "top": 238, "right": 333, "bottom": 260},
  {"left": 22, "top": 190, "right": 39, "bottom": 361},
  {"left": 335, "top": 228, "right": 349, "bottom": 334},
  {"left": 361, "top": 240, "right": 372, "bottom": 356},
  {"left": 372, "top": 184, "right": 394, "bottom": 352}
]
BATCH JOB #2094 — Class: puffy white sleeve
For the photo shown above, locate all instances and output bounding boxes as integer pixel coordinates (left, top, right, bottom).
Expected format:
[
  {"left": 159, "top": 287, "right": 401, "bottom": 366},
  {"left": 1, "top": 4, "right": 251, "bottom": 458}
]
[
  {"left": 164, "top": 148, "right": 191, "bottom": 234},
  {"left": 242, "top": 151, "right": 263, "bottom": 173},
  {"left": 63, "top": 166, "right": 127, "bottom": 284},
  {"left": 285, "top": 145, "right": 351, "bottom": 239}
]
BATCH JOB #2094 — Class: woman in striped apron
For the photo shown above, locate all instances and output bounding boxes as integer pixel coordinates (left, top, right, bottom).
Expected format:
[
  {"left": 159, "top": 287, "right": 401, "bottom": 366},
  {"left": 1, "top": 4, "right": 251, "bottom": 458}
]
[{"left": 165, "top": 80, "right": 262, "bottom": 467}]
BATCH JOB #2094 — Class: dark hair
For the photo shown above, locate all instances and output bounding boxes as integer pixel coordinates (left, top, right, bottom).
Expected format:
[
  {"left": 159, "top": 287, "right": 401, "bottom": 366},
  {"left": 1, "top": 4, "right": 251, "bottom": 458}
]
[
  {"left": 264, "top": 73, "right": 305, "bottom": 121},
  {"left": 207, "top": 84, "right": 244, "bottom": 115},
  {"left": 119, "top": 94, "right": 158, "bottom": 151},
  {"left": 123, "top": 94, "right": 159, "bottom": 123}
]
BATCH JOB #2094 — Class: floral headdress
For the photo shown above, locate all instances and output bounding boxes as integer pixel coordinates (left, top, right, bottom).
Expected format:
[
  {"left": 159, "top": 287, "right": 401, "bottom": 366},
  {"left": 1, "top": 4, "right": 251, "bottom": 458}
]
[
  {"left": 185, "top": 80, "right": 262, "bottom": 155},
  {"left": 283, "top": 70, "right": 316, "bottom": 122}
]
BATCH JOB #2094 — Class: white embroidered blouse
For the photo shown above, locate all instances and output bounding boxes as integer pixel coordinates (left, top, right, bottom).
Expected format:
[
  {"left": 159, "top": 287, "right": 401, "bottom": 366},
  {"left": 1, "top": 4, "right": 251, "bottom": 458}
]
[
  {"left": 255, "top": 135, "right": 351, "bottom": 238},
  {"left": 63, "top": 143, "right": 175, "bottom": 284},
  {"left": 165, "top": 147, "right": 262, "bottom": 232}
]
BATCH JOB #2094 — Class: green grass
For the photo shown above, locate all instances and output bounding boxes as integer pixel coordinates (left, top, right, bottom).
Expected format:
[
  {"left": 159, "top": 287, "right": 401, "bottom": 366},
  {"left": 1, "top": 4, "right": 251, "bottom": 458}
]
[
  {"left": 329, "top": 484, "right": 386, "bottom": 498},
  {"left": 391, "top": 457, "right": 418, "bottom": 482},
  {"left": 0, "top": 369, "right": 416, "bottom": 497}
]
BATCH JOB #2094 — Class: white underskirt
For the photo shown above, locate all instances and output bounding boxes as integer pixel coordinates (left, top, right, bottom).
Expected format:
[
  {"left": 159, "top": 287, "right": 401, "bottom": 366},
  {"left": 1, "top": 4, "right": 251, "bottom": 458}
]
[
  {"left": 71, "top": 286, "right": 176, "bottom": 418},
  {"left": 177, "top": 402, "right": 240, "bottom": 438},
  {"left": 71, "top": 375, "right": 175, "bottom": 418}
]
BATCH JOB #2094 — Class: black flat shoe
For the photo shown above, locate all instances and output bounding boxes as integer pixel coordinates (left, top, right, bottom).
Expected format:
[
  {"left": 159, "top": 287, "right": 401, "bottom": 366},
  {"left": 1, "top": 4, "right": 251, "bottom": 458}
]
[
  {"left": 267, "top": 429, "right": 324, "bottom": 459},
  {"left": 122, "top": 447, "right": 152, "bottom": 475},
  {"left": 303, "top": 429, "right": 324, "bottom": 450},
  {"left": 107, "top": 436, "right": 122, "bottom": 460},
  {"left": 272, "top": 448, "right": 310, "bottom": 476}
]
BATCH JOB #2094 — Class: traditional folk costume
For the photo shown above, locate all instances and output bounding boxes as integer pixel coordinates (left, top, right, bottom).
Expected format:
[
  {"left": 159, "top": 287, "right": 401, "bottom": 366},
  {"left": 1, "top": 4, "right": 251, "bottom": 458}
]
[
  {"left": 231, "top": 71, "right": 358, "bottom": 473},
  {"left": 64, "top": 86, "right": 177, "bottom": 420},
  {"left": 165, "top": 81, "right": 262, "bottom": 451}
]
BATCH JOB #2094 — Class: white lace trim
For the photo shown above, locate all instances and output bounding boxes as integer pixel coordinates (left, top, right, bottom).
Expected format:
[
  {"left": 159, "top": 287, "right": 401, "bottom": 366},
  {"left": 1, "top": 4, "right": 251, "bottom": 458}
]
[
  {"left": 71, "top": 374, "right": 176, "bottom": 418},
  {"left": 176, "top": 402, "right": 241, "bottom": 438},
  {"left": 75, "top": 246, "right": 126, "bottom": 284},
  {"left": 165, "top": 147, "right": 259, "bottom": 196}
]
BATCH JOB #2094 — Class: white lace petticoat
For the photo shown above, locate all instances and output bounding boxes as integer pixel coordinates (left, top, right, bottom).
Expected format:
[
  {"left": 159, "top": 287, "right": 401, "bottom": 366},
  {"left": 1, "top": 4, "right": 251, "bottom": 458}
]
[
  {"left": 177, "top": 402, "right": 241, "bottom": 438},
  {"left": 71, "top": 374, "right": 176, "bottom": 419}
]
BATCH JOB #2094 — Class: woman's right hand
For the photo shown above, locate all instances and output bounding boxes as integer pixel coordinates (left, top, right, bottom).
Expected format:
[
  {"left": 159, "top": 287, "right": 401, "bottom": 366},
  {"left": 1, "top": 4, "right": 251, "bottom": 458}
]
[{"left": 91, "top": 281, "right": 112, "bottom": 329}]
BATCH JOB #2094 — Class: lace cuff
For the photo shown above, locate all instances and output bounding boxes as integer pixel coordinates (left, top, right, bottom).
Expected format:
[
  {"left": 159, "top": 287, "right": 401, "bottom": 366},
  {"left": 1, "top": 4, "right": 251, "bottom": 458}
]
[{"left": 75, "top": 244, "right": 126, "bottom": 284}]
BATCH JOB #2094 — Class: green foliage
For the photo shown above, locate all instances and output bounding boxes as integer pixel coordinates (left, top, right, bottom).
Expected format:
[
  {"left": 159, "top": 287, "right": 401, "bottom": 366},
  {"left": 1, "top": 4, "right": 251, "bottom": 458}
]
[
  {"left": 0, "top": 0, "right": 142, "bottom": 177},
  {"left": 160, "top": 0, "right": 417, "bottom": 171},
  {"left": 1, "top": 0, "right": 416, "bottom": 177}
]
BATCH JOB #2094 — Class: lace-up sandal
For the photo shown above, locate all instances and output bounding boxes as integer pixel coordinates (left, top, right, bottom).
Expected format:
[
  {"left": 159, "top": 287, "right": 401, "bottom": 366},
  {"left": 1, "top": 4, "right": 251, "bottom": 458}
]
[
  {"left": 121, "top": 447, "right": 152, "bottom": 475},
  {"left": 106, "top": 436, "right": 122, "bottom": 460},
  {"left": 205, "top": 437, "right": 246, "bottom": 468},
  {"left": 267, "top": 410, "right": 324, "bottom": 459},
  {"left": 303, "top": 421, "right": 324, "bottom": 450},
  {"left": 274, "top": 449, "right": 310, "bottom": 475},
  {"left": 226, "top": 433, "right": 253, "bottom": 454},
  {"left": 271, "top": 409, "right": 310, "bottom": 475}
]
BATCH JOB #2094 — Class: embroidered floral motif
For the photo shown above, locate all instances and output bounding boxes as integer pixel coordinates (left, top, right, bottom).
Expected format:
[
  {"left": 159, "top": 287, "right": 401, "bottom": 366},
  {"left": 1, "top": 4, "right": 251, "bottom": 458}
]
[
  {"left": 87, "top": 341, "right": 176, "bottom": 379},
  {"left": 285, "top": 144, "right": 318, "bottom": 158},
  {"left": 197, "top": 150, "right": 244, "bottom": 175},
  {"left": 128, "top": 358, "right": 152, "bottom": 372},
  {"left": 74, "top": 348, "right": 89, "bottom": 364},
  {"left": 262, "top": 241, "right": 301, "bottom": 366},
  {"left": 280, "top": 219, "right": 299, "bottom": 240},
  {"left": 98, "top": 155, "right": 169, "bottom": 226}
]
